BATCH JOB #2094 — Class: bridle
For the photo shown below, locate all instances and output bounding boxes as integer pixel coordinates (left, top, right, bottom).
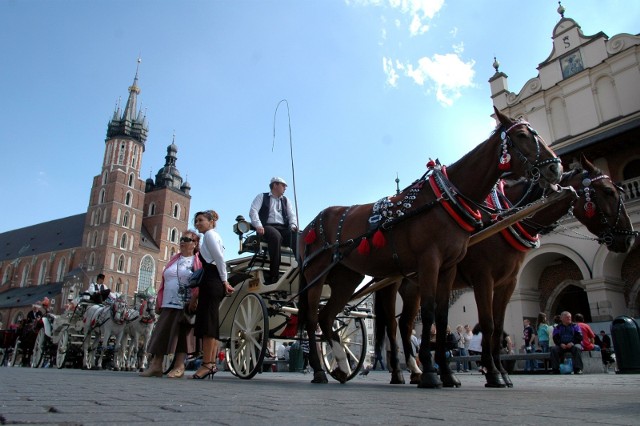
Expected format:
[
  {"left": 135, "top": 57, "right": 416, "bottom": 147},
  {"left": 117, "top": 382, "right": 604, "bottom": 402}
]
[
  {"left": 500, "top": 121, "right": 561, "bottom": 183},
  {"left": 578, "top": 173, "right": 638, "bottom": 246}
]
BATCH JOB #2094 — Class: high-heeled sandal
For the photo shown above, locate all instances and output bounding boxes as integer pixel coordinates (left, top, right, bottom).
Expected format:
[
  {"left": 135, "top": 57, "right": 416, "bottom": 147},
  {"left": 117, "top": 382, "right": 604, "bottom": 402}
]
[
  {"left": 167, "top": 366, "right": 185, "bottom": 378},
  {"left": 192, "top": 362, "right": 217, "bottom": 380}
]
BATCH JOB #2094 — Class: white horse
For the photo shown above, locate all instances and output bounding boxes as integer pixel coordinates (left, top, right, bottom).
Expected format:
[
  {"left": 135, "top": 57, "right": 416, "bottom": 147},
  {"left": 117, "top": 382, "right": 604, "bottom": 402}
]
[
  {"left": 81, "top": 296, "right": 128, "bottom": 370},
  {"left": 119, "top": 294, "right": 157, "bottom": 371}
]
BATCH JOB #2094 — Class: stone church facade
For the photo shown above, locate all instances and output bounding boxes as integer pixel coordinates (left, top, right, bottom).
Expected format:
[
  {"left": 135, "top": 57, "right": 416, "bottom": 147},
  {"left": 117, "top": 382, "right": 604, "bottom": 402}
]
[{"left": 0, "top": 68, "right": 192, "bottom": 326}]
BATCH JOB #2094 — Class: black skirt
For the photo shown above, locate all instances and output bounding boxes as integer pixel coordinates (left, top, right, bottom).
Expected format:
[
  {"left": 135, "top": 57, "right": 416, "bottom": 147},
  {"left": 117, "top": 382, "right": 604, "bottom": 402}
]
[{"left": 194, "top": 256, "right": 225, "bottom": 339}]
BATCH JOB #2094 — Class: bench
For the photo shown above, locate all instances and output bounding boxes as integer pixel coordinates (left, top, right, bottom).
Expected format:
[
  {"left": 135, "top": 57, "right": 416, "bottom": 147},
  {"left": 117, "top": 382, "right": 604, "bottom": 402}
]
[{"left": 449, "top": 350, "right": 604, "bottom": 374}]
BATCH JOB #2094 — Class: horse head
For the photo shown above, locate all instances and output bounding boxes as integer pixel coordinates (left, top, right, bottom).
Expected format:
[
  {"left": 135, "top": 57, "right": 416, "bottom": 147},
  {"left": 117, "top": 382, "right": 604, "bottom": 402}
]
[
  {"left": 111, "top": 297, "right": 128, "bottom": 325},
  {"left": 139, "top": 296, "right": 157, "bottom": 323},
  {"left": 569, "top": 156, "right": 637, "bottom": 253},
  {"left": 494, "top": 107, "right": 562, "bottom": 188}
]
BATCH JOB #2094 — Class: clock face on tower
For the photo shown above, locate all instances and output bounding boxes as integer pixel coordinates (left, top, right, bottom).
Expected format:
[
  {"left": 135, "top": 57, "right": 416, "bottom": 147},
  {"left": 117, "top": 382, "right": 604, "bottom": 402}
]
[{"left": 560, "top": 50, "right": 584, "bottom": 79}]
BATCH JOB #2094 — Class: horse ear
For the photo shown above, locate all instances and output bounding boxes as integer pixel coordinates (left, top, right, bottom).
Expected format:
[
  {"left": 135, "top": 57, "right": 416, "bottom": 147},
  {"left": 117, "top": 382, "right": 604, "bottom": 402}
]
[
  {"left": 580, "top": 154, "right": 595, "bottom": 172},
  {"left": 494, "top": 106, "right": 510, "bottom": 127}
]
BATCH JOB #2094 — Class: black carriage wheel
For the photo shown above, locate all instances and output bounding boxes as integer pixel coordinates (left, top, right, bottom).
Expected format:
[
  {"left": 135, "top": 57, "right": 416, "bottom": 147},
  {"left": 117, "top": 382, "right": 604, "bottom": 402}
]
[
  {"left": 321, "top": 317, "right": 367, "bottom": 382},
  {"left": 30, "top": 328, "right": 46, "bottom": 368},
  {"left": 8, "top": 338, "right": 21, "bottom": 367},
  {"left": 56, "top": 329, "right": 69, "bottom": 369},
  {"left": 229, "top": 293, "right": 268, "bottom": 379}
]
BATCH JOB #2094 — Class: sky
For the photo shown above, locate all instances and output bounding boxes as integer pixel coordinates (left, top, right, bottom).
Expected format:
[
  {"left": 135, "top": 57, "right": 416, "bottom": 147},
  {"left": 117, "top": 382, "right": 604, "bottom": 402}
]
[{"left": 1, "top": 0, "right": 638, "bottom": 260}]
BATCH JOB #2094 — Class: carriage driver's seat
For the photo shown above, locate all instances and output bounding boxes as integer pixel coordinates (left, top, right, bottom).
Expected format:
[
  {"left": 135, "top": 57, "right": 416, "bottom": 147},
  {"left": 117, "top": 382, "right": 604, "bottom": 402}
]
[{"left": 258, "top": 231, "right": 299, "bottom": 285}]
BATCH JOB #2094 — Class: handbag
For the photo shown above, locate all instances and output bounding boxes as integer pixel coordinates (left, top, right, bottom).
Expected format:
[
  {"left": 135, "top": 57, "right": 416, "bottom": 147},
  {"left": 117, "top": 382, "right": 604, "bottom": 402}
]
[{"left": 188, "top": 268, "right": 204, "bottom": 288}]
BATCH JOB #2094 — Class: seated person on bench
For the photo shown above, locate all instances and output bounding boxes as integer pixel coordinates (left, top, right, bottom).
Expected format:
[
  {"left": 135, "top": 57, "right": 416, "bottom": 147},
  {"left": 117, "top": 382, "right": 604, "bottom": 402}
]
[
  {"left": 87, "top": 273, "right": 111, "bottom": 303},
  {"left": 249, "top": 177, "right": 298, "bottom": 284}
]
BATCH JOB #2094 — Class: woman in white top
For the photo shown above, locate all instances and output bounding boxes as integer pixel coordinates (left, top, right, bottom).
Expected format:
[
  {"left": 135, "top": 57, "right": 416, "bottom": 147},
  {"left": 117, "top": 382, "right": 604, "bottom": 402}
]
[
  {"left": 192, "top": 210, "right": 234, "bottom": 380},
  {"left": 140, "top": 229, "right": 202, "bottom": 378}
]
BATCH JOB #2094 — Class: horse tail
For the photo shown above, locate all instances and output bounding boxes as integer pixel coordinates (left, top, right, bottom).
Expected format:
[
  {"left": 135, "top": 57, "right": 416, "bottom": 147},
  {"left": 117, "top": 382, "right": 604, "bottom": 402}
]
[{"left": 373, "top": 288, "right": 387, "bottom": 355}]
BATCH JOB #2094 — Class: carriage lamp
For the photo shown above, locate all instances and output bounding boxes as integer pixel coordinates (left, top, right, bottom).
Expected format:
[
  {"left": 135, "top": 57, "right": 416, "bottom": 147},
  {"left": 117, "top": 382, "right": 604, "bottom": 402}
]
[{"left": 233, "top": 215, "right": 252, "bottom": 236}]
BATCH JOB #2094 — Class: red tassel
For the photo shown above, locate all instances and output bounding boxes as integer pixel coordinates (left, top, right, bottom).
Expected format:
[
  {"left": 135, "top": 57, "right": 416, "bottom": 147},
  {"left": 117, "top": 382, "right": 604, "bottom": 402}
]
[
  {"left": 304, "top": 228, "right": 317, "bottom": 244},
  {"left": 372, "top": 229, "right": 386, "bottom": 249},
  {"left": 498, "top": 159, "right": 511, "bottom": 171},
  {"left": 585, "top": 202, "right": 596, "bottom": 218},
  {"left": 426, "top": 160, "right": 436, "bottom": 169},
  {"left": 358, "top": 238, "right": 370, "bottom": 255}
]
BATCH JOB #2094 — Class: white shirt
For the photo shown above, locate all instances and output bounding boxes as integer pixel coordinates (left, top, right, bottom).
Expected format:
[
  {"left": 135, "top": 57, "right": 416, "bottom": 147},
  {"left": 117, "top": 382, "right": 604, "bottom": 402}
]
[
  {"left": 199, "top": 228, "right": 228, "bottom": 281},
  {"left": 162, "top": 255, "right": 194, "bottom": 309},
  {"left": 88, "top": 282, "right": 107, "bottom": 294},
  {"left": 469, "top": 332, "right": 483, "bottom": 352},
  {"left": 249, "top": 192, "right": 297, "bottom": 229}
]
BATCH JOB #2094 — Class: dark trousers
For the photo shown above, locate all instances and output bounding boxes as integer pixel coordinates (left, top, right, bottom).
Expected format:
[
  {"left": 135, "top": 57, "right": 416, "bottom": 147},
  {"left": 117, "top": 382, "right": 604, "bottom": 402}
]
[
  {"left": 263, "top": 224, "right": 296, "bottom": 283},
  {"left": 550, "top": 344, "right": 583, "bottom": 370}
]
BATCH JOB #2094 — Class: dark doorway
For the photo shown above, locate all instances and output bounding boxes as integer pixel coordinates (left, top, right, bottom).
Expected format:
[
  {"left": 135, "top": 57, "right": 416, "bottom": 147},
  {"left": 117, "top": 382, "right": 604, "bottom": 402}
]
[{"left": 551, "top": 284, "right": 591, "bottom": 321}]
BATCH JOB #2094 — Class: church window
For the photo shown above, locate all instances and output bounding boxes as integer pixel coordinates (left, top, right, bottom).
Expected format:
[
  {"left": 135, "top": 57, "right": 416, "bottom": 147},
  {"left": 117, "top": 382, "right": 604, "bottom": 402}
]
[
  {"left": 170, "top": 228, "right": 178, "bottom": 243},
  {"left": 120, "top": 233, "right": 128, "bottom": 250},
  {"left": 57, "top": 258, "right": 66, "bottom": 282},
  {"left": 117, "top": 255, "right": 125, "bottom": 272},
  {"left": 125, "top": 191, "right": 132, "bottom": 206},
  {"left": 137, "top": 255, "right": 155, "bottom": 293},
  {"left": 95, "top": 209, "right": 101, "bottom": 226},
  {"left": 123, "top": 211, "right": 129, "bottom": 228},
  {"left": 118, "top": 142, "right": 126, "bottom": 165},
  {"left": 132, "top": 146, "right": 138, "bottom": 168},
  {"left": 148, "top": 203, "right": 156, "bottom": 216},
  {"left": 38, "top": 260, "right": 47, "bottom": 285},
  {"left": 102, "top": 171, "right": 108, "bottom": 185},
  {"left": 173, "top": 203, "right": 180, "bottom": 219},
  {"left": 115, "top": 279, "right": 122, "bottom": 293},
  {"left": 99, "top": 189, "right": 105, "bottom": 204},
  {"left": 88, "top": 252, "right": 95, "bottom": 268},
  {"left": 128, "top": 173, "right": 134, "bottom": 187},
  {"left": 2, "top": 266, "right": 11, "bottom": 286},
  {"left": 92, "top": 231, "right": 98, "bottom": 248},
  {"left": 21, "top": 264, "right": 30, "bottom": 287}
]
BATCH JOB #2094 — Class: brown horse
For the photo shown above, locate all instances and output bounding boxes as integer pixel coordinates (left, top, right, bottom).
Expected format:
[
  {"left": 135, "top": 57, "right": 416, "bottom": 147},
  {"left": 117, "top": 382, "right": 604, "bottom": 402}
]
[
  {"left": 376, "top": 155, "right": 636, "bottom": 388},
  {"left": 297, "top": 107, "right": 563, "bottom": 387}
]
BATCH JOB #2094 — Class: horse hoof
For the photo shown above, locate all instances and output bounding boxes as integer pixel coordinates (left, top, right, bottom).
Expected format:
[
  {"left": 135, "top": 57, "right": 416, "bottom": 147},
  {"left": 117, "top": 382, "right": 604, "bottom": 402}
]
[
  {"left": 331, "top": 368, "right": 348, "bottom": 384},
  {"left": 409, "top": 372, "right": 422, "bottom": 385},
  {"left": 311, "top": 371, "right": 329, "bottom": 384},
  {"left": 390, "top": 371, "right": 405, "bottom": 384},
  {"left": 441, "top": 372, "right": 461, "bottom": 388},
  {"left": 501, "top": 373, "right": 513, "bottom": 388},
  {"left": 417, "top": 372, "right": 442, "bottom": 389},
  {"left": 484, "top": 372, "right": 507, "bottom": 388}
]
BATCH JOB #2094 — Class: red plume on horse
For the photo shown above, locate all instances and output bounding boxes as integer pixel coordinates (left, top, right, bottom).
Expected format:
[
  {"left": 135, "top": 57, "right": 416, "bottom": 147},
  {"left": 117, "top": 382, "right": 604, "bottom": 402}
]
[{"left": 296, "top": 107, "right": 563, "bottom": 387}]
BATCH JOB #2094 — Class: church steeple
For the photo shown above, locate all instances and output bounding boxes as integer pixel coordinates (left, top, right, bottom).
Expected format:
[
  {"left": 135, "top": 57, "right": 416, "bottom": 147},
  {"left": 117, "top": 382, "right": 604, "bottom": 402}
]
[{"left": 106, "top": 58, "right": 149, "bottom": 146}]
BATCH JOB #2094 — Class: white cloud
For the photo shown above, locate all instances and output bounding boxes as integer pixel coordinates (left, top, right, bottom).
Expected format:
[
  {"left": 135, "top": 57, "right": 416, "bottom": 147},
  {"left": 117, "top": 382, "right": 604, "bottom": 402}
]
[
  {"left": 382, "top": 56, "right": 400, "bottom": 87},
  {"left": 404, "top": 52, "right": 475, "bottom": 106}
]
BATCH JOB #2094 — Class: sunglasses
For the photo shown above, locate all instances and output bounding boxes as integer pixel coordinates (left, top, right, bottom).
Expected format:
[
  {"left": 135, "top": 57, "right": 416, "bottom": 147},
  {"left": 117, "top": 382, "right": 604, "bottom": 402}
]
[{"left": 180, "top": 237, "right": 195, "bottom": 243}]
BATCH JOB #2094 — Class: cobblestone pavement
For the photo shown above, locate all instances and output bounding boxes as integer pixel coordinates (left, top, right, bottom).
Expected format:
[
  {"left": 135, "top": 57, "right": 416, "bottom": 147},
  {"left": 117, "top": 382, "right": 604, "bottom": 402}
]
[{"left": 1, "top": 367, "right": 639, "bottom": 425}]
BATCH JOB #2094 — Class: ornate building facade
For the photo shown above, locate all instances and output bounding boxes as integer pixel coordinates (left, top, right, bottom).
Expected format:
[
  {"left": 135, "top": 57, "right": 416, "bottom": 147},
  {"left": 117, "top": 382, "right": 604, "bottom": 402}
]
[
  {"left": 447, "top": 5, "right": 640, "bottom": 346},
  {"left": 0, "top": 68, "right": 192, "bottom": 326}
]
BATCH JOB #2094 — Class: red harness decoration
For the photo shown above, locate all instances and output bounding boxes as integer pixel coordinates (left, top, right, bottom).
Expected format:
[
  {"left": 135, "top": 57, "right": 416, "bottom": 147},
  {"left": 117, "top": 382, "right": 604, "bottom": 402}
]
[
  {"left": 428, "top": 166, "right": 482, "bottom": 233},
  {"left": 486, "top": 181, "right": 539, "bottom": 252}
]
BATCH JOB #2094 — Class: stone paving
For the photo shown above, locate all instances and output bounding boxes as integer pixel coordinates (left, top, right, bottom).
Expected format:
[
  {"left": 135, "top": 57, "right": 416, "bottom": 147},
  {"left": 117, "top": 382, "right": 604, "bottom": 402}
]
[{"left": 1, "top": 366, "right": 639, "bottom": 425}]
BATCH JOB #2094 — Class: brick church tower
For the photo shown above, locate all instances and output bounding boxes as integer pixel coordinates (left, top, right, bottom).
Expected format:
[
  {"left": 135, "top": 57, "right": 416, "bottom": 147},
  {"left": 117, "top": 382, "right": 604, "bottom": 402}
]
[{"left": 76, "top": 62, "right": 191, "bottom": 297}]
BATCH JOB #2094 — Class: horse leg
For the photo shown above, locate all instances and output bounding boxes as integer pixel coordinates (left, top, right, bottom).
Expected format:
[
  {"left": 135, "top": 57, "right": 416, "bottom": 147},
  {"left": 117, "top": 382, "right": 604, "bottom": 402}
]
[
  {"left": 473, "top": 280, "right": 506, "bottom": 388},
  {"left": 303, "top": 283, "right": 328, "bottom": 384},
  {"left": 493, "top": 281, "right": 516, "bottom": 387},
  {"left": 416, "top": 277, "right": 442, "bottom": 389},
  {"left": 375, "top": 282, "right": 405, "bottom": 384},
  {"left": 433, "top": 271, "right": 461, "bottom": 388},
  {"left": 317, "top": 267, "right": 363, "bottom": 383},
  {"left": 398, "top": 278, "right": 422, "bottom": 384}
]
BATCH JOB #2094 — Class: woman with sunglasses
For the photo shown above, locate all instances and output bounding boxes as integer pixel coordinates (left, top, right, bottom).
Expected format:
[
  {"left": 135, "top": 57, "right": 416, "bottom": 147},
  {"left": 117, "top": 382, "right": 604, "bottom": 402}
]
[
  {"left": 191, "top": 210, "right": 234, "bottom": 379},
  {"left": 140, "top": 230, "right": 202, "bottom": 378}
]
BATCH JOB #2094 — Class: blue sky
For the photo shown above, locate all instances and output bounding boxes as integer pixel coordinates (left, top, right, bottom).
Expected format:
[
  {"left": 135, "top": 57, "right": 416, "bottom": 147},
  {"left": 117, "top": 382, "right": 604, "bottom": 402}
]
[{"left": 1, "top": 0, "right": 638, "bottom": 259}]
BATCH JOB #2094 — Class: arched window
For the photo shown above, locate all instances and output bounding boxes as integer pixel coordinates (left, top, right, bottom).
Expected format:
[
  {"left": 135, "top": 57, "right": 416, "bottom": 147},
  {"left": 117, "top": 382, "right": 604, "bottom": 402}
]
[
  {"left": 2, "top": 266, "right": 12, "bottom": 285},
  {"left": 132, "top": 146, "right": 138, "bottom": 168},
  {"left": 95, "top": 209, "right": 101, "bottom": 226},
  {"left": 88, "top": 252, "right": 96, "bottom": 268},
  {"left": 128, "top": 173, "right": 135, "bottom": 187},
  {"left": 99, "top": 188, "right": 106, "bottom": 204},
  {"left": 173, "top": 203, "right": 180, "bottom": 219},
  {"left": 21, "top": 264, "right": 30, "bottom": 287},
  {"left": 148, "top": 203, "right": 156, "bottom": 216},
  {"left": 170, "top": 228, "right": 178, "bottom": 243},
  {"left": 92, "top": 231, "right": 98, "bottom": 247},
  {"left": 137, "top": 255, "right": 155, "bottom": 293},
  {"left": 102, "top": 170, "right": 108, "bottom": 185},
  {"left": 116, "top": 279, "right": 122, "bottom": 293},
  {"left": 120, "top": 233, "right": 128, "bottom": 250},
  {"left": 118, "top": 142, "right": 126, "bottom": 165},
  {"left": 38, "top": 260, "right": 47, "bottom": 285},
  {"left": 117, "top": 255, "right": 125, "bottom": 272},
  {"left": 125, "top": 191, "right": 132, "bottom": 206},
  {"left": 57, "top": 257, "right": 66, "bottom": 282},
  {"left": 123, "top": 211, "right": 129, "bottom": 228}
]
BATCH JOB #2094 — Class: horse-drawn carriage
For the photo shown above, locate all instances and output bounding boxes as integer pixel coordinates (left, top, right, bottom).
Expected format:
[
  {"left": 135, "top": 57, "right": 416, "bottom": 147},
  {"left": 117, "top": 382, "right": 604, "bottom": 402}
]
[
  {"left": 5, "top": 318, "right": 41, "bottom": 367},
  {"left": 216, "top": 217, "right": 371, "bottom": 381}
]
